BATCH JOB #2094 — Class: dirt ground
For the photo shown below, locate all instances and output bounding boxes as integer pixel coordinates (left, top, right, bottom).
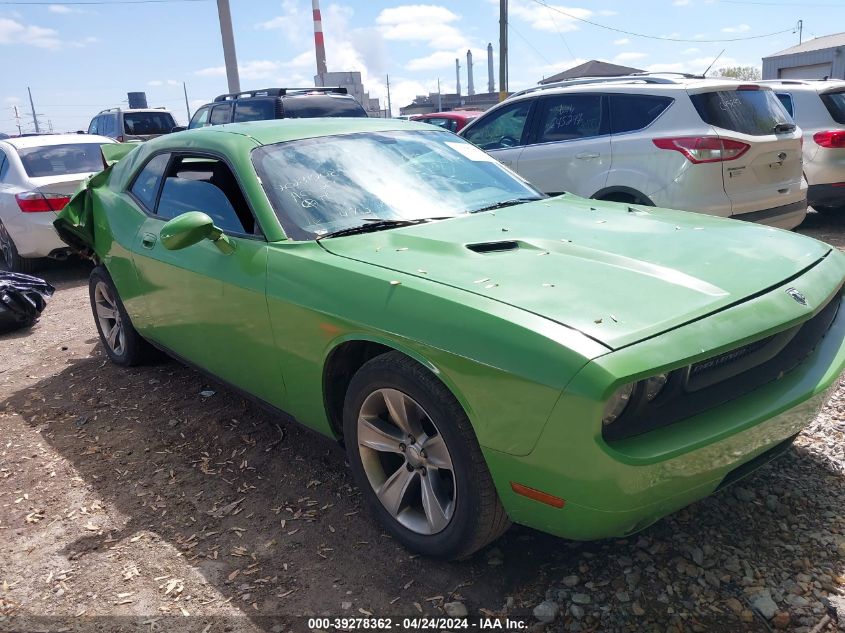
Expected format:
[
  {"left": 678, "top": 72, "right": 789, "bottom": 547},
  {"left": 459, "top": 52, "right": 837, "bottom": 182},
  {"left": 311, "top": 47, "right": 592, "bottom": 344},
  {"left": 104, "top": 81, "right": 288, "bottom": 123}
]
[{"left": 1, "top": 210, "right": 845, "bottom": 633}]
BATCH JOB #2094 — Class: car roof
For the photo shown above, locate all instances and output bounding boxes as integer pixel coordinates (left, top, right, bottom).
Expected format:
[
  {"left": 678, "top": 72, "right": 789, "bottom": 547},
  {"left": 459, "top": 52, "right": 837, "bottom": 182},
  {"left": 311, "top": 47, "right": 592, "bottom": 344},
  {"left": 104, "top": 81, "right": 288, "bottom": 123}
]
[
  {"left": 759, "top": 79, "right": 845, "bottom": 93},
  {"left": 177, "top": 117, "right": 438, "bottom": 146},
  {"left": 415, "top": 111, "right": 484, "bottom": 119},
  {"left": 2, "top": 133, "right": 115, "bottom": 149}
]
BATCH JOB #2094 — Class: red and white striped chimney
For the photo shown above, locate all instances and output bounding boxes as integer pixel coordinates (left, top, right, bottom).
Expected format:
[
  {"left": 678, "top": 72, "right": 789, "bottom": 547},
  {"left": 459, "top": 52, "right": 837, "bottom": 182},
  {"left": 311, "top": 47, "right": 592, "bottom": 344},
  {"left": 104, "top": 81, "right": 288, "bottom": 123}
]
[{"left": 313, "top": 0, "right": 328, "bottom": 78}]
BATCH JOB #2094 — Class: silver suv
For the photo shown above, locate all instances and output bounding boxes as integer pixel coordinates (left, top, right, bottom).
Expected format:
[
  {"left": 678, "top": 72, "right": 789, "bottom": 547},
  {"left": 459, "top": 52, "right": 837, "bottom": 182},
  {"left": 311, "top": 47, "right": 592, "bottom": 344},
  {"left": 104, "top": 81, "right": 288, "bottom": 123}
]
[
  {"left": 761, "top": 79, "right": 845, "bottom": 213},
  {"left": 87, "top": 107, "right": 177, "bottom": 143},
  {"left": 459, "top": 75, "right": 807, "bottom": 229}
]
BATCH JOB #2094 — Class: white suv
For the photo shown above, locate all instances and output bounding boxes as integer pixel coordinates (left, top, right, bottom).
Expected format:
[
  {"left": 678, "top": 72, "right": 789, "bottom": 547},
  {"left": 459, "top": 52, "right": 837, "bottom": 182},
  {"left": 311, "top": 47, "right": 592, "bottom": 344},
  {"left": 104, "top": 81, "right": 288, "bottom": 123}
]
[
  {"left": 459, "top": 75, "right": 807, "bottom": 229},
  {"left": 761, "top": 79, "right": 845, "bottom": 213}
]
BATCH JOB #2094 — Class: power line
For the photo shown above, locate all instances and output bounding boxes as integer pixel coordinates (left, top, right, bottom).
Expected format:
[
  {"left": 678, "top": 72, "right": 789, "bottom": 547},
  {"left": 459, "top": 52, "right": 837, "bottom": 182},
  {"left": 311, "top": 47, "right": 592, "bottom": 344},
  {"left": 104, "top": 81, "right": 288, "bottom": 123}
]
[
  {"left": 508, "top": 22, "right": 552, "bottom": 66},
  {"left": 528, "top": 0, "right": 796, "bottom": 42},
  {"left": 541, "top": 3, "right": 576, "bottom": 60}
]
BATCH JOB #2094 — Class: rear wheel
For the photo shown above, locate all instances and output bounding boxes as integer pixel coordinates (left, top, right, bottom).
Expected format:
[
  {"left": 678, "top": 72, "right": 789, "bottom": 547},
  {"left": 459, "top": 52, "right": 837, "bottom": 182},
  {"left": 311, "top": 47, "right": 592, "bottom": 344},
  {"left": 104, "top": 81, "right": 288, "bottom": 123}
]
[
  {"left": 0, "top": 221, "right": 38, "bottom": 274},
  {"left": 343, "top": 352, "right": 510, "bottom": 559},
  {"left": 89, "top": 265, "right": 153, "bottom": 366}
]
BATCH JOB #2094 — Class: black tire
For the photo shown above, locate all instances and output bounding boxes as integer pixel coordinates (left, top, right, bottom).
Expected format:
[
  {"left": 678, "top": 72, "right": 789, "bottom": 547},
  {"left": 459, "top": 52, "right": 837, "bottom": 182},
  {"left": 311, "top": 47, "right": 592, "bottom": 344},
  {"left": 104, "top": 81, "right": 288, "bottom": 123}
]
[
  {"left": 343, "top": 351, "right": 510, "bottom": 560},
  {"left": 88, "top": 265, "right": 153, "bottom": 366},
  {"left": 0, "top": 221, "right": 39, "bottom": 274}
]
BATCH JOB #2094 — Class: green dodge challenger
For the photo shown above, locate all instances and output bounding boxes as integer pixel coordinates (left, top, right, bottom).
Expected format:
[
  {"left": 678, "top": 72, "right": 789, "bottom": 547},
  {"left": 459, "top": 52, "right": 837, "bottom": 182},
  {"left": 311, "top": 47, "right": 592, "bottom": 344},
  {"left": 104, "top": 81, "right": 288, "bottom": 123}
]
[{"left": 55, "top": 118, "right": 845, "bottom": 559}]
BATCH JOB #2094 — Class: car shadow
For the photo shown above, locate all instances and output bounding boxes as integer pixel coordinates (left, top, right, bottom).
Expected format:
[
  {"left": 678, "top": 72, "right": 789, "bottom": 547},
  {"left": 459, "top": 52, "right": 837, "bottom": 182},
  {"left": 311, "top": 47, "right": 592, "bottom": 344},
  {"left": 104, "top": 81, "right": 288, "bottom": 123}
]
[{"left": 2, "top": 347, "right": 842, "bottom": 631}]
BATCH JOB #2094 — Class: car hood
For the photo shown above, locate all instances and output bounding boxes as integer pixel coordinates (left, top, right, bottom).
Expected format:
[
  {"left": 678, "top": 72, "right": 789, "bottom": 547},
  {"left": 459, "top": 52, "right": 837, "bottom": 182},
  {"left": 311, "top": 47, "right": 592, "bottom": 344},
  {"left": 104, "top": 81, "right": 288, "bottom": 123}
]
[{"left": 319, "top": 195, "right": 831, "bottom": 349}]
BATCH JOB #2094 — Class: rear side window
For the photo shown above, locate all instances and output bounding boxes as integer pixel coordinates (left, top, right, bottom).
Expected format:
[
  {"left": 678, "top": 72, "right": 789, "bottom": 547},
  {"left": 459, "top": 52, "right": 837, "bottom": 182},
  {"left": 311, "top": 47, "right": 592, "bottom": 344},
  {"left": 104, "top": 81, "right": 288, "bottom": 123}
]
[
  {"left": 209, "top": 104, "right": 233, "bottom": 125},
  {"left": 88, "top": 116, "right": 100, "bottom": 135},
  {"left": 130, "top": 153, "right": 170, "bottom": 211},
  {"left": 17, "top": 144, "right": 105, "bottom": 177},
  {"left": 189, "top": 106, "right": 210, "bottom": 129},
  {"left": 421, "top": 117, "right": 453, "bottom": 131},
  {"left": 103, "top": 114, "right": 117, "bottom": 138},
  {"left": 281, "top": 95, "right": 368, "bottom": 118},
  {"left": 124, "top": 111, "right": 176, "bottom": 135},
  {"left": 689, "top": 89, "right": 791, "bottom": 136},
  {"left": 535, "top": 94, "right": 605, "bottom": 143},
  {"left": 462, "top": 100, "right": 533, "bottom": 150},
  {"left": 820, "top": 91, "right": 845, "bottom": 124},
  {"left": 610, "top": 94, "right": 673, "bottom": 134},
  {"left": 775, "top": 93, "right": 794, "bottom": 117},
  {"left": 234, "top": 99, "right": 276, "bottom": 122}
]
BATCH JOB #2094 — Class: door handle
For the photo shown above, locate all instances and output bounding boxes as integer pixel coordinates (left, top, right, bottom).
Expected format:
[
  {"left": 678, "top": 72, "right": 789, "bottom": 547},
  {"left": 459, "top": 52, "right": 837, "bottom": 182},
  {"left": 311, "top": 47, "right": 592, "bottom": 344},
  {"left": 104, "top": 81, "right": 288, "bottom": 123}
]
[
  {"left": 141, "top": 233, "right": 157, "bottom": 249},
  {"left": 576, "top": 152, "right": 600, "bottom": 160}
]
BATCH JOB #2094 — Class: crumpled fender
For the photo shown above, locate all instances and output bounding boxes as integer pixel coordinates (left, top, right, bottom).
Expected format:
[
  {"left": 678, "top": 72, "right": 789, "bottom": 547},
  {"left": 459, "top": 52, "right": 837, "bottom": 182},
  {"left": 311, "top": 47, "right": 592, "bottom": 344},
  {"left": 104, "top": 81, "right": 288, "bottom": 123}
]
[{"left": 53, "top": 143, "right": 140, "bottom": 255}]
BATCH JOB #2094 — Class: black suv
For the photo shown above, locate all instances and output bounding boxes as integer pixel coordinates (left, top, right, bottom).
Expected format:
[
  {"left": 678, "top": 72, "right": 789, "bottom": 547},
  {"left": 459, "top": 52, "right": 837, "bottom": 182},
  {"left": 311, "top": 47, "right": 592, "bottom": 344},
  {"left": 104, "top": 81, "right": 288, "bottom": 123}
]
[{"left": 187, "top": 87, "right": 368, "bottom": 129}]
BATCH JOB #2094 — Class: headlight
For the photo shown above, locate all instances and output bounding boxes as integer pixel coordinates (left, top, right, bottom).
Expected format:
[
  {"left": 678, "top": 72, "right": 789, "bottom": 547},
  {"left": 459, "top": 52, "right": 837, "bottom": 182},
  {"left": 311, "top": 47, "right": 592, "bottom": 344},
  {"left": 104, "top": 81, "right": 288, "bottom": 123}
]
[
  {"left": 643, "top": 373, "right": 668, "bottom": 402},
  {"left": 602, "top": 382, "right": 634, "bottom": 425}
]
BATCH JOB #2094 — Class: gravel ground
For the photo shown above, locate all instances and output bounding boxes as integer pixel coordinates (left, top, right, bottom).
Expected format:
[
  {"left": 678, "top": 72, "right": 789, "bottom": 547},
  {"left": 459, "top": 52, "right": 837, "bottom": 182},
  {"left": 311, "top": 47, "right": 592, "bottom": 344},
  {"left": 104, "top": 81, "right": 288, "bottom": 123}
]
[{"left": 0, "top": 210, "right": 844, "bottom": 633}]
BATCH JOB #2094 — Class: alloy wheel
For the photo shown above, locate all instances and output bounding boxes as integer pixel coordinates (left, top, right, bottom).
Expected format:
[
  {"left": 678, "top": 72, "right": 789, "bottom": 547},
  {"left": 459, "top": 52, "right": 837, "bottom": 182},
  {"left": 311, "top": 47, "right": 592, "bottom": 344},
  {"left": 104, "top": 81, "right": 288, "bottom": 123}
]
[
  {"left": 357, "top": 388, "right": 456, "bottom": 535},
  {"left": 94, "top": 281, "right": 126, "bottom": 356}
]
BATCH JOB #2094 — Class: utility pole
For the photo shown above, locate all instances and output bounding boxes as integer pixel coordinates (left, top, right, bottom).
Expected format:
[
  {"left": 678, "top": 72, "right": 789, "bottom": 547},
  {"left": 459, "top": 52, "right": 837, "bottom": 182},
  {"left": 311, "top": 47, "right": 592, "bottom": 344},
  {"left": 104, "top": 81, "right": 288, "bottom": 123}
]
[
  {"left": 797, "top": 19, "right": 803, "bottom": 45},
  {"left": 27, "top": 87, "right": 40, "bottom": 134},
  {"left": 13, "top": 106, "right": 21, "bottom": 136},
  {"left": 386, "top": 74, "right": 392, "bottom": 118},
  {"left": 437, "top": 78, "right": 442, "bottom": 111},
  {"left": 216, "top": 0, "right": 240, "bottom": 94},
  {"left": 499, "top": 0, "right": 508, "bottom": 102},
  {"left": 183, "top": 82, "right": 191, "bottom": 122}
]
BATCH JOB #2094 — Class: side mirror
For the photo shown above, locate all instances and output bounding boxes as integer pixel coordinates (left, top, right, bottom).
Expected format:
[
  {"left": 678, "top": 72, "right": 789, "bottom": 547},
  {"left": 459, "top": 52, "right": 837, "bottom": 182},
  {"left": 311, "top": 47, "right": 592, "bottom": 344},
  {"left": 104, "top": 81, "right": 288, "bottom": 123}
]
[
  {"left": 160, "top": 211, "right": 234, "bottom": 254},
  {"left": 171, "top": 126, "right": 187, "bottom": 133}
]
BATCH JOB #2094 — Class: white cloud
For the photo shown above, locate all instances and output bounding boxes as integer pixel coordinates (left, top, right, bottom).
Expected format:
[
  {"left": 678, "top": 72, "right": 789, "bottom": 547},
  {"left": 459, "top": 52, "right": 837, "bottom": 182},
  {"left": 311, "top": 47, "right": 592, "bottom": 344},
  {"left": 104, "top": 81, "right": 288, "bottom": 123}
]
[
  {"left": 148, "top": 80, "right": 163, "bottom": 86},
  {"left": 48, "top": 4, "right": 74, "bottom": 13},
  {"left": 613, "top": 38, "right": 630, "bottom": 45},
  {"left": 614, "top": 52, "right": 648, "bottom": 62},
  {"left": 167, "top": 79, "right": 179, "bottom": 86},
  {"left": 0, "top": 17, "right": 61, "bottom": 48},
  {"left": 721, "top": 24, "right": 750, "bottom": 33},
  {"left": 682, "top": 47, "right": 700, "bottom": 54},
  {"left": 376, "top": 4, "right": 468, "bottom": 50},
  {"left": 645, "top": 55, "right": 743, "bottom": 74},
  {"left": 194, "top": 60, "right": 283, "bottom": 80},
  {"left": 255, "top": 0, "right": 308, "bottom": 45},
  {"left": 4, "top": 96, "right": 21, "bottom": 104},
  {"left": 673, "top": 0, "right": 692, "bottom": 6},
  {"left": 508, "top": 0, "right": 592, "bottom": 33},
  {"left": 406, "top": 46, "right": 489, "bottom": 72}
]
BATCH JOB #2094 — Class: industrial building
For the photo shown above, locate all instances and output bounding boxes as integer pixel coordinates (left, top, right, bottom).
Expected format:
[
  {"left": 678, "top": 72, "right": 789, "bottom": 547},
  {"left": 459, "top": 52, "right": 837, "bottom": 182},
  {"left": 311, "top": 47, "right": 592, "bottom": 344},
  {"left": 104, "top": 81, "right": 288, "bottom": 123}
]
[
  {"left": 763, "top": 32, "right": 845, "bottom": 80},
  {"left": 314, "top": 71, "right": 384, "bottom": 117}
]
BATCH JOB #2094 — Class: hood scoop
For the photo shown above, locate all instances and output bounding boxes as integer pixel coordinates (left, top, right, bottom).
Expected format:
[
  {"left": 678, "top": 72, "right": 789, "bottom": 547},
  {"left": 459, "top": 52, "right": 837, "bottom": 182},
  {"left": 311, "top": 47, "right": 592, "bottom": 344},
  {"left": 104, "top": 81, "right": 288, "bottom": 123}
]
[{"left": 466, "top": 240, "right": 520, "bottom": 254}]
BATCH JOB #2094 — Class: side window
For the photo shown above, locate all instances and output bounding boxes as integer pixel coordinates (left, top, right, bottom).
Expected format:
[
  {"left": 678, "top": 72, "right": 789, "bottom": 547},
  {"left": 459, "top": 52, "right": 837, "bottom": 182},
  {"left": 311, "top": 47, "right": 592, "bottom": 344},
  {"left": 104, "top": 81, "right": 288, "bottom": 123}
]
[
  {"left": 209, "top": 104, "right": 233, "bottom": 126},
  {"left": 156, "top": 155, "right": 254, "bottom": 235},
  {"left": 129, "top": 153, "right": 170, "bottom": 211},
  {"left": 88, "top": 116, "right": 99, "bottom": 135},
  {"left": 233, "top": 99, "right": 275, "bottom": 122},
  {"left": 535, "top": 94, "right": 604, "bottom": 143},
  {"left": 609, "top": 94, "right": 673, "bottom": 134},
  {"left": 776, "top": 93, "right": 794, "bottom": 117},
  {"left": 189, "top": 106, "right": 210, "bottom": 129},
  {"left": 462, "top": 100, "right": 533, "bottom": 150},
  {"left": 103, "top": 115, "right": 116, "bottom": 138},
  {"left": 422, "top": 117, "right": 451, "bottom": 130}
]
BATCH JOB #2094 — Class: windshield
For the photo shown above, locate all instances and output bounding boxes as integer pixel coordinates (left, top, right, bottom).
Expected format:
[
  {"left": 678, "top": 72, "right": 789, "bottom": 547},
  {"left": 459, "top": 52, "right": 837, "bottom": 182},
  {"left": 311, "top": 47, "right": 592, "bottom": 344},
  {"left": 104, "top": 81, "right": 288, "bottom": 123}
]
[
  {"left": 252, "top": 130, "right": 543, "bottom": 240},
  {"left": 17, "top": 143, "right": 105, "bottom": 177},
  {"left": 689, "top": 89, "right": 791, "bottom": 136},
  {"left": 123, "top": 111, "right": 176, "bottom": 135}
]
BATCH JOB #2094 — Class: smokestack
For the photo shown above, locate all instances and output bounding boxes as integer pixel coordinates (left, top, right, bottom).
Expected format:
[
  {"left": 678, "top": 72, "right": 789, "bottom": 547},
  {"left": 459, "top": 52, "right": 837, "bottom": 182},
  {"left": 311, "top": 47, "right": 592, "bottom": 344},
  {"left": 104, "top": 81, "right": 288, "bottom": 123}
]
[
  {"left": 487, "top": 43, "right": 495, "bottom": 94},
  {"left": 467, "top": 49, "right": 475, "bottom": 96},
  {"left": 455, "top": 58, "right": 461, "bottom": 97},
  {"left": 312, "top": 0, "right": 328, "bottom": 78}
]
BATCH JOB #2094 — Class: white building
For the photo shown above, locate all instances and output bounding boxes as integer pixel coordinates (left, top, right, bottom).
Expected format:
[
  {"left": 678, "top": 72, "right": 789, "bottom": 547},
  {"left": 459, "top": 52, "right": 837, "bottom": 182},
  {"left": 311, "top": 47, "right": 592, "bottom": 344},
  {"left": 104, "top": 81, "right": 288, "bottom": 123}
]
[{"left": 314, "top": 71, "right": 384, "bottom": 117}]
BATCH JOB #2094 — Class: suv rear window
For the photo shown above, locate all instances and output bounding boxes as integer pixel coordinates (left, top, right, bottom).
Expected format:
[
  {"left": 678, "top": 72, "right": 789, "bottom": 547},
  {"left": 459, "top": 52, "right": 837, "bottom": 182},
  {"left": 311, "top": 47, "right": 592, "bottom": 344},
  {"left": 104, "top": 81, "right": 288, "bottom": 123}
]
[
  {"left": 123, "top": 111, "right": 176, "bottom": 135},
  {"left": 689, "top": 89, "right": 790, "bottom": 136},
  {"left": 820, "top": 91, "right": 845, "bottom": 124},
  {"left": 282, "top": 95, "right": 367, "bottom": 118},
  {"left": 18, "top": 143, "right": 105, "bottom": 177}
]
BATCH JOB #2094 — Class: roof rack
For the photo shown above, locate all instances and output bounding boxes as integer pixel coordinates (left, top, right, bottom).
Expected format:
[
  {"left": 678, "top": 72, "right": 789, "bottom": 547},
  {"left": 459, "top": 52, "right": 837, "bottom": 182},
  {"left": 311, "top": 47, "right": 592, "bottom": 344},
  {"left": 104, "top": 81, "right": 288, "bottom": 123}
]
[
  {"left": 510, "top": 74, "right": 687, "bottom": 100},
  {"left": 97, "top": 107, "right": 121, "bottom": 114},
  {"left": 213, "top": 87, "right": 348, "bottom": 102}
]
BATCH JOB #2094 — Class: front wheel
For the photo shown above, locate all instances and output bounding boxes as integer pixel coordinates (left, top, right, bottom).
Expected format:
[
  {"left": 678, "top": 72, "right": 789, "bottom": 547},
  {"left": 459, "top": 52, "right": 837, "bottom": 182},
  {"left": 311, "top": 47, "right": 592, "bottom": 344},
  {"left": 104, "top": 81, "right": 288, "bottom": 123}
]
[
  {"left": 343, "top": 352, "right": 510, "bottom": 559},
  {"left": 89, "top": 265, "right": 152, "bottom": 366}
]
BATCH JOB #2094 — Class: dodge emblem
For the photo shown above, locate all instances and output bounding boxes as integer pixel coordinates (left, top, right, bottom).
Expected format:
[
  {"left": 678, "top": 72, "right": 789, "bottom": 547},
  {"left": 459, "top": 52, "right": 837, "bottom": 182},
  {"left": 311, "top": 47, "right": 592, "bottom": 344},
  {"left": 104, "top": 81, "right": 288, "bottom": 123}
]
[{"left": 786, "top": 288, "right": 808, "bottom": 306}]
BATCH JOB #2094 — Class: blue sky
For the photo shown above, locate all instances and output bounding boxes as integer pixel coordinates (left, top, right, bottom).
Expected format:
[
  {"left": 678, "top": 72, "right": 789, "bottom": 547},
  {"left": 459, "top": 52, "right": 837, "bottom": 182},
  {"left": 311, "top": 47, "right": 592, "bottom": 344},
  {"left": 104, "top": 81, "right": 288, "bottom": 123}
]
[{"left": 1, "top": 0, "right": 842, "bottom": 134}]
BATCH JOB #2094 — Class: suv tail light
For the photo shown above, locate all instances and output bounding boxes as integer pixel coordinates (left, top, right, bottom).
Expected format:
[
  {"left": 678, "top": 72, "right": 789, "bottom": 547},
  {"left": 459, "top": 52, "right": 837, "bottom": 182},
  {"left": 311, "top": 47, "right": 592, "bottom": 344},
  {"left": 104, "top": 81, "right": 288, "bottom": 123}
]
[
  {"left": 15, "top": 191, "right": 71, "bottom": 213},
  {"left": 652, "top": 137, "right": 750, "bottom": 164},
  {"left": 813, "top": 130, "right": 845, "bottom": 148}
]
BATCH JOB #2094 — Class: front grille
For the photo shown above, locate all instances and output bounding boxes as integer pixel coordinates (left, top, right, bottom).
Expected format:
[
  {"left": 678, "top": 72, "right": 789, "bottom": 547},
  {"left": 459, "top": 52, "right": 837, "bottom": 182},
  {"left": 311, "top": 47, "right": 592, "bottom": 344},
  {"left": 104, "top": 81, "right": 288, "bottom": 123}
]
[{"left": 604, "top": 286, "right": 843, "bottom": 443}]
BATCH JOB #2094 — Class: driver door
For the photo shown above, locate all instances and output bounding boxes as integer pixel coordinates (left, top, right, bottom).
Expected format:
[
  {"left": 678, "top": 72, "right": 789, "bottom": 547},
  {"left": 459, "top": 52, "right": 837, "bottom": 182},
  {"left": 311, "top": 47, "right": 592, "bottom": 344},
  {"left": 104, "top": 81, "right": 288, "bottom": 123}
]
[
  {"left": 127, "top": 152, "right": 285, "bottom": 405},
  {"left": 461, "top": 99, "right": 535, "bottom": 170}
]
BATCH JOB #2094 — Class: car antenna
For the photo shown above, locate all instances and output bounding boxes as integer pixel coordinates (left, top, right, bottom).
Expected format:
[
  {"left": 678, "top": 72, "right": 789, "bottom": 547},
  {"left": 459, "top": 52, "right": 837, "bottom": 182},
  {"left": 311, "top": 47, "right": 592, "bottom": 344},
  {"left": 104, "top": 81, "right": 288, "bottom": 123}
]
[{"left": 700, "top": 49, "right": 726, "bottom": 79}]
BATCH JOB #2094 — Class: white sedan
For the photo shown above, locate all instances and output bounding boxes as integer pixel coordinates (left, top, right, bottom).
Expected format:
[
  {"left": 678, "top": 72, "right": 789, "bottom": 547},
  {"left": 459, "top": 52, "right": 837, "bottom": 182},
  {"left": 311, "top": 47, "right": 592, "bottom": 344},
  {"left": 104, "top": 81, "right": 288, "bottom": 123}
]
[{"left": 0, "top": 133, "right": 114, "bottom": 272}]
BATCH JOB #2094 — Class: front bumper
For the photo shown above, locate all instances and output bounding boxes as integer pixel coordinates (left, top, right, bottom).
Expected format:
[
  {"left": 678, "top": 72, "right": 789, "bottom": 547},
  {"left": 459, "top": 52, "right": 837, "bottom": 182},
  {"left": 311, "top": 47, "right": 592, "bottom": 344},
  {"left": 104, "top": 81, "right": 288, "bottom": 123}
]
[
  {"left": 485, "top": 251, "right": 845, "bottom": 540},
  {"left": 808, "top": 183, "right": 845, "bottom": 209}
]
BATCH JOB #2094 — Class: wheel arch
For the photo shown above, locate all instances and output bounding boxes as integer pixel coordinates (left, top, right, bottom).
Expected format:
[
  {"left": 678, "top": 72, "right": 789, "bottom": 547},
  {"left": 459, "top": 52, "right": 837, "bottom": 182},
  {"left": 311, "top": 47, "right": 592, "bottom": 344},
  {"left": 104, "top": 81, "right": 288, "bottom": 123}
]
[
  {"left": 322, "top": 334, "right": 475, "bottom": 440},
  {"left": 591, "top": 186, "right": 655, "bottom": 206}
]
